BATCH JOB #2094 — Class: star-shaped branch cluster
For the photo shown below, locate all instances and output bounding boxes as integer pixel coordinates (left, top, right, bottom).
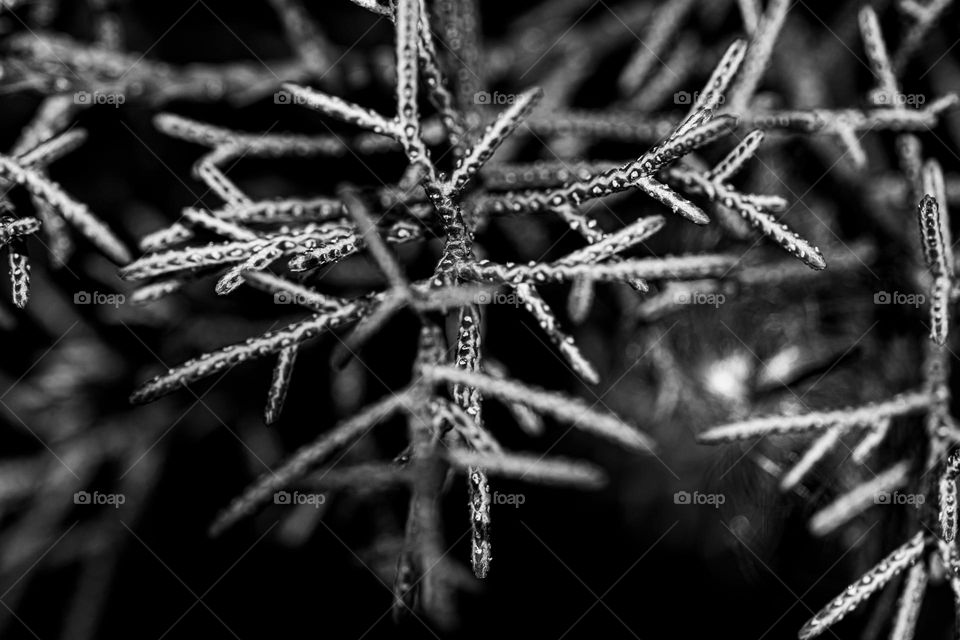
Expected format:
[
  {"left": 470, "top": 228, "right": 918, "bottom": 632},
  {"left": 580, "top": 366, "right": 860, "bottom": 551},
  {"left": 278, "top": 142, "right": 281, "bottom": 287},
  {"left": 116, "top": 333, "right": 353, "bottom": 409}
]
[
  {"left": 3, "top": 0, "right": 960, "bottom": 635},
  {"left": 109, "top": 0, "right": 863, "bottom": 623}
]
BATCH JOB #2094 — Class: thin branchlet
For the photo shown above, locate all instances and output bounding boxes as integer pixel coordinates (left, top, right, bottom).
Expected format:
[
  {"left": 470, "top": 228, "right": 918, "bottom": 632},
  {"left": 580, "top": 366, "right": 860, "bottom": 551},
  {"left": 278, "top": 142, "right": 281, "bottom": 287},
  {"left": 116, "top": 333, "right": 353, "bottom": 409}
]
[
  {"left": 697, "top": 392, "right": 931, "bottom": 443},
  {"left": 446, "top": 450, "right": 605, "bottom": 488},
  {"left": 890, "top": 561, "right": 928, "bottom": 640},
  {"left": 779, "top": 426, "right": 843, "bottom": 492},
  {"left": 6, "top": 237, "right": 29, "bottom": 309},
  {"left": 726, "top": 0, "right": 791, "bottom": 112},
  {"left": 514, "top": 283, "right": 599, "bottom": 384},
  {"left": 0, "top": 156, "right": 130, "bottom": 264},
  {"left": 210, "top": 389, "right": 415, "bottom": 536},
  {"left": 918, "top": 193, "right": 953, "bottom": 344},
  {"left": 458, "top": 254, "right": 740, "bottom": 286},
  {"left": 850, "top": 417, "right": 892, "bottom": 464},
  {"left": 449, "top": 87, "right": 542, "bottom": 193},
  {"left": 940, "top": 450, "right": 960, "bottom": 542},
  {"left": 130, "top": 304, "right": 369, "bottom": 404},
  {"left": 340, "top": 188, "right": 408, "bottom": 291},
  {"left": 420, "top": 365, "right": 655, "bottom": 452},
  {"left": 858, "top": 6, "right": 898, "bottom": 104},
  {"left": 808, "top": 461, "right": 911, "bottom": 537},
  {"left": 617, "top": 0, "right": 697, "bottom": 97},
  {"left": 283, "top": 83, "right": 396, "bottom": 136},
  {"left": 798, "top": 533, "right": 926, "bottom": 640},
  {"left": 264, "top": 345, "right": 299, "bottom": 425}
]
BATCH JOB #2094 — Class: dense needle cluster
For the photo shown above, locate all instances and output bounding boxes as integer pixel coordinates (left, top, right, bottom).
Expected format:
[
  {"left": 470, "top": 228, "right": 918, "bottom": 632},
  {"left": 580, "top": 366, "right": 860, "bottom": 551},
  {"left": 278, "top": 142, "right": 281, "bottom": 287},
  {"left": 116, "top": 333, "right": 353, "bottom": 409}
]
[
  {"left": 118, "top": 0, "right": 785, "bottom": 621},
  {"left": 2, "top": 0, "right": 960, "bottom": 637}
]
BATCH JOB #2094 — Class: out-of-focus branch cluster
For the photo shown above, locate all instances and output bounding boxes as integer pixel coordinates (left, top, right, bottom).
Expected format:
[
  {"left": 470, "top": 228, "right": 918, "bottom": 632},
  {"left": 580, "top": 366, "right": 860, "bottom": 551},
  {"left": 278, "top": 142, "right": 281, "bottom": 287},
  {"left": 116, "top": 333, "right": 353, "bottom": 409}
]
[{"left": 1, "top": 0, "right": 960, "bottom": 636}]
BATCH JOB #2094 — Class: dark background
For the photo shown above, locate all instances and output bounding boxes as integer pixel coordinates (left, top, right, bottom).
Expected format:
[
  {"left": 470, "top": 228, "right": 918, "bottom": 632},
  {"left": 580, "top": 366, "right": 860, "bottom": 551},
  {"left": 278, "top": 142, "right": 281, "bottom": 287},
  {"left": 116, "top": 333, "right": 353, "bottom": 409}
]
[{"left": 1, "top": 0, "right": 958, "bottom": 638}]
